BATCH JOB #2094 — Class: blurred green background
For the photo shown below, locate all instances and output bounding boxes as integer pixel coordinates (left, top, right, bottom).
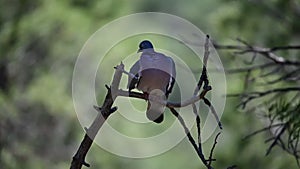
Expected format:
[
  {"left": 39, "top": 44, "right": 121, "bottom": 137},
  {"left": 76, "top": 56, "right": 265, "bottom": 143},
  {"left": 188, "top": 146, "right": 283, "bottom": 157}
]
[{"left": 1, "top": 0, "right": 299, "bottom": 169}]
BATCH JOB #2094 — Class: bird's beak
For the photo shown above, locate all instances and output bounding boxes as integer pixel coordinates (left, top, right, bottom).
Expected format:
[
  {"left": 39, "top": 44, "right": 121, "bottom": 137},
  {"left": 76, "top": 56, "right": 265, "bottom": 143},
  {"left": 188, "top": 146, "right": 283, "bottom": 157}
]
[{"left": 137, "top": 48, "right": 142, "bottom": 53}]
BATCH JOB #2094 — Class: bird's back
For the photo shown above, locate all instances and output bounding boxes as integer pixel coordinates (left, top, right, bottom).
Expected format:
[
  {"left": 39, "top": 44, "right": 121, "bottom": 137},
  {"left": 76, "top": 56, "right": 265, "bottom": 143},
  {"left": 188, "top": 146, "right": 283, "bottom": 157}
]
[{"left": 139, "top": 51, "right": 174, "bottom": 77}]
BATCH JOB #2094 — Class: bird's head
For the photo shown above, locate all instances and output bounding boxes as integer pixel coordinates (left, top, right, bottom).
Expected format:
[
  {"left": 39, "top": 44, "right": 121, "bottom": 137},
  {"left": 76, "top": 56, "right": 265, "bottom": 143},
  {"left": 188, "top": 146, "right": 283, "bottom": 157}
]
[{"left": 138, "top": 40, "right": 154, "bottom": 53}]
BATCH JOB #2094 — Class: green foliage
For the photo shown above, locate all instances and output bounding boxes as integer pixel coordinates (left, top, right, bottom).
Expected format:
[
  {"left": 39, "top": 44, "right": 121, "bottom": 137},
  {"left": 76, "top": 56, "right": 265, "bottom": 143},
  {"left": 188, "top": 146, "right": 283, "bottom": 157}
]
[{"left": 268, "top": 98, "right": 300, "bottom": 144}]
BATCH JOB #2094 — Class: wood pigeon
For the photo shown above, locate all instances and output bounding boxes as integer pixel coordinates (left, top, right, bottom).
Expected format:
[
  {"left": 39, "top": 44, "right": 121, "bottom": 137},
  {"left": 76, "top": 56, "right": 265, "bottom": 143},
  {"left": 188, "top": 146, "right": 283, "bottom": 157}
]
[{"left": 127, "top": 40, "right": 176, "bottom": 123}]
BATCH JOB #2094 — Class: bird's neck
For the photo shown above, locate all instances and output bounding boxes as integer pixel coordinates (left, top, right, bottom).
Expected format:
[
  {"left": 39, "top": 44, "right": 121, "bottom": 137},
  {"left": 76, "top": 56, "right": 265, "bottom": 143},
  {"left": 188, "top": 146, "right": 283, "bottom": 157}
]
[{"left": 142, "top": 48, "right": 155, "bottom": 54}]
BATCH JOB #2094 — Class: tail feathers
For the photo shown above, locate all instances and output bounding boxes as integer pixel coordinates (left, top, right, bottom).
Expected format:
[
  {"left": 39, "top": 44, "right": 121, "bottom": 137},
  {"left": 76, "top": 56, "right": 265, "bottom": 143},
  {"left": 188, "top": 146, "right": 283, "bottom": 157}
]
[{"left": 146, "top": 102, "right": 164, "bottom": 123}]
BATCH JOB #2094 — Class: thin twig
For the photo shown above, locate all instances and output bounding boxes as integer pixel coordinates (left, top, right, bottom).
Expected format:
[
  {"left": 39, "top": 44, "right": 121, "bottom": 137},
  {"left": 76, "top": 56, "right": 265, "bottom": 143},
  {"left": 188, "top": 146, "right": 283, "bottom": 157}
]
[
  {"left": 208, "top": 132, "right": 221, "bottom": 166},
  {"left": 169, "top": 108, "right": 208, "bottom": 167},
  {"left": 243, "top": 123, "right": 285, "bottom": 140},
  {"left": 203, "top": 98, "right": 222, "bottom": 129},
  {"left": 225, "top": 62, "right": 276, "bottom": 74},
  {"left": 266, "top": 125, "right": 287, "bottom": 156},
  {"left": 227, "top": 87, "right": 300, "bottom": 108},
  {"left": 214, "top": 43, "right": 300, "bottom": 65},
  {"left": 193, "top": 35, "right": 211, "bottom": 150},
  {"left": 264, "top": 68, "right": 300, "bottom": 85}
]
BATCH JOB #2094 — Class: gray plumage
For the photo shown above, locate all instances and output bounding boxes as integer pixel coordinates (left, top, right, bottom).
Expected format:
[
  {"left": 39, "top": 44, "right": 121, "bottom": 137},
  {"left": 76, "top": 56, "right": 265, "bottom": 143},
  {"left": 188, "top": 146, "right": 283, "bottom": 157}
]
[{"left": 127, "top": 40, "right": 176, "bottom": 123}]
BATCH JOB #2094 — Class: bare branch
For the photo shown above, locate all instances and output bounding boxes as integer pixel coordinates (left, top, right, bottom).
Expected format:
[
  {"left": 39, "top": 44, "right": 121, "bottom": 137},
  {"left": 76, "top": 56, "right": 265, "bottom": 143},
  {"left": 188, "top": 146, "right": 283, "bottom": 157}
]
[
  {"left": 203, "top": 98, "right": 222, "bottom": 129},
  {"left": 70, "top": 63, "right": 123, "bottom": 169},
  {"left": 227, "top": 87, "right": 300, "bottom": 108},
  {"left": 217, "top": 38, "right": 300, "bottom": 164},
  {"left": 208, "top": 132, "right": 221, "bottom": 166},
  {"left": 214, "top": 43, "right": 300, "bottom": 65},
  {"left": 225, "top": 62, "right": 276, "bottom": 74},
  {"left": 193, "top": 34, "right": 211, "bottom": 159},
  {"left": 266, "top": 125, "right": 287, "bottom": 156},
  {"left": 270, "top": 45, "right": 300, "bottom": 52},
  {"left": 243, "top": 123, "right": 285, "bottom": 140},
  {"left": 169, "top": 108, "right": 209, "bottom": 168},
  {"left": 264, "top": 68, "right": 300, "bottom": 85}
]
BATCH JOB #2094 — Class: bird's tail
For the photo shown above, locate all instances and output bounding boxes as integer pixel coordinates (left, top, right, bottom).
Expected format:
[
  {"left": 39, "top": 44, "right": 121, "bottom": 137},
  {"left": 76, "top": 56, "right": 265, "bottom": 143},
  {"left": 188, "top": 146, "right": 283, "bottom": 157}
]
[{"left": 146, "top": 89, "right": 166, "bottom": 123}]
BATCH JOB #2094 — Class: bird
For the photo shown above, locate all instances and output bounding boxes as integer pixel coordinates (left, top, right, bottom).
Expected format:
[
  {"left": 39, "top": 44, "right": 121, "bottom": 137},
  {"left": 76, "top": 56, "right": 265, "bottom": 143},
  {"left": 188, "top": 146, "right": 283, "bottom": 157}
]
[{"left": 127, "top": 40, "right": 176, "bottom": 123}]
